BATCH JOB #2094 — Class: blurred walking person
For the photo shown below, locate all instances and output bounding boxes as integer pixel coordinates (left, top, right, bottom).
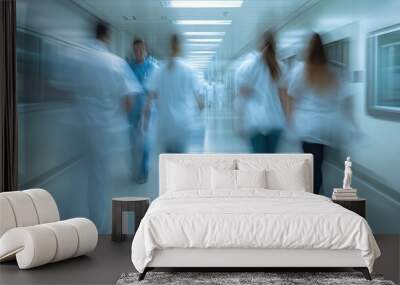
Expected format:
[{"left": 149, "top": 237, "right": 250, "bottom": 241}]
[
  {"left": 76, "top": 22, "right": 142, "bottom": 233},
  {"left": 127, "top": 37, "right": 157, "bottom": 183},
  {"left": 144, "top": 34, "right": 203, "bottom": 153},
  {"left": 235, "top": 31, "right": 288, "bottom": 153},
  {"left": 288, "top": 33, "right": 353, "bottom": 194}
]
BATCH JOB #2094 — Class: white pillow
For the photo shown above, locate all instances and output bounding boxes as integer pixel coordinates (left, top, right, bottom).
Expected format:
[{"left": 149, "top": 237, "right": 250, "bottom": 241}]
[
  {"left": 211, "top": 168, "right": 236, "bottom": 190},
  {"left": 166, "top": 159, "right": 236, "bottom": 192},
  {"left": 236, "top": 169, "right": 267, "bottom": 189},
  {"left": 167, "top": 162, "right": 210, "bottom": 191},
  {"left": 237, "top": 159, "right": 308, "bottom": 191},
  {"left": 211, "top": 169, "right": 268, "bottom": 190},
  {"left": 267, "top": 162, "right": 307, "bottom": 191}
]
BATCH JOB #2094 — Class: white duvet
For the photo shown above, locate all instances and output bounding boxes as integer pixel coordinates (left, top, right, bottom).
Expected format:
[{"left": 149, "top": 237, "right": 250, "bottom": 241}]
[{"left": 131, "top": 190, "right": 380, "bottom": 273}]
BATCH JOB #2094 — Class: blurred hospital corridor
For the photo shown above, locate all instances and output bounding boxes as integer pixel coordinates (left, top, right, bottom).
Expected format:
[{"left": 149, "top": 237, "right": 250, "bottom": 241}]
[{"left": 14, "top": 0, "right": 400, "bottom": 238}]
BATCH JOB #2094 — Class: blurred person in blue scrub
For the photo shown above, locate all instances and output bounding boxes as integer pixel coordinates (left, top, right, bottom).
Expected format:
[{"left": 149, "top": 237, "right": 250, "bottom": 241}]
[
  {"left": 235, "top": 31, "right": 289, "bottom": 153},
  {"left": 127, "top": 37, "right": 157, "bottom": 183},
  {"left": 76, "top": 22, "right": 142, "bottom": 233},
  {"left": 288, "top": 33, "right": 354, "bottom": 194},
  {"left": 143, "top": 34, "right": 204, "bottom": 153}
]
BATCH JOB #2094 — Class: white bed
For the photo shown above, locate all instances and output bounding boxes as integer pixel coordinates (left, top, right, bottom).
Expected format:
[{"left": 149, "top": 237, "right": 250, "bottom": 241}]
[{"left": 131, "top": 154, "right": 380, "bottom": 280}]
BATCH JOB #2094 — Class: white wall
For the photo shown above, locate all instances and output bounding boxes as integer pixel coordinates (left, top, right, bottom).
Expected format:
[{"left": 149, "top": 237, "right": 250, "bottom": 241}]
[
  {"left": 273, "top": 0, "right": 400, "bottom": 233},
  {"left": 17, "top": 0, "right": 95, "bottom": 46},
  {"left": 278, "top": 0, "right": 400, "bottom": 192},
  {"left": 322, "top": 161, "right": 400, "bottom": 233},
  {"left": 17, "top": 0, "right": 132, "bottom": 57}
]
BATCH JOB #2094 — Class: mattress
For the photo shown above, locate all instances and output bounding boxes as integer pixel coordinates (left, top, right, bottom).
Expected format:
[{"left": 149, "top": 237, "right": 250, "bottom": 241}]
[{"left": 131, "top": 190, "right": 380, "bottom": 273}]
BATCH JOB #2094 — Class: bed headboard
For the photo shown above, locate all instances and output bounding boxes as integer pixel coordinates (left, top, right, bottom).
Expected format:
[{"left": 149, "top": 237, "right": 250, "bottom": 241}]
[{"left": 159, "top": 153, "right": 313, "bottom": 195}]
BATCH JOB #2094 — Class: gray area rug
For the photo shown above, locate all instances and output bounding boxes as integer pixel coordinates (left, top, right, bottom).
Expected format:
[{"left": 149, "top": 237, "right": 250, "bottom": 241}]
[{"left": 116, "top": 272, "right": 396, "bottom": 285}]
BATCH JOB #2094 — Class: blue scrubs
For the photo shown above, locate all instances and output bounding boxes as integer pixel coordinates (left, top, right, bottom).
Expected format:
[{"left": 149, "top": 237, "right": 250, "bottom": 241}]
[{"left": 127, "top": 57, "right": 156, "bottom": 182}]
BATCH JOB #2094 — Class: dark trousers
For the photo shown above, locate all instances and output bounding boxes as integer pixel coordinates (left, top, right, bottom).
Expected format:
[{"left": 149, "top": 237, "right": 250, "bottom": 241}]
[
  {"left": 302, "top": 142, "right": 325, "bottom": 195},
  {"left": 129, "top": 95, "right": 150, "bottom": 181},
  {"left": 163, "top": 141, "right": 186, "bottom": 154},
  {"left": 250, "top": 129, "right": 282, "bottom": 153}
]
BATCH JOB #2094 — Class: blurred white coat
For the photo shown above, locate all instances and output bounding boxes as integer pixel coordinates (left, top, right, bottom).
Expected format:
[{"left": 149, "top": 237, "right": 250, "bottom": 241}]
[
  {"left": 146, "top": 58, "right": 202, "bottom": 147},
  {"left": 74, "top": 39, "right": 142, "bottom": 233},
  {"left": 235, "top": 51, "right": 287, "bottom": 135},
  {"left": 288, "top": 62, "right": 353, "bottom": 147}
]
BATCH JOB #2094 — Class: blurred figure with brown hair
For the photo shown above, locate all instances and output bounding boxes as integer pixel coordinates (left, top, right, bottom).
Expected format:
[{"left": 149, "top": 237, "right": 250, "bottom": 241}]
[
  {"left": 235, "top": 31, "right": 289, "bottom": 153},
  {"left": 144, "top": 34, "right": 204, "bottom": 153},
  {"left": 288, "top": 33, "right": 353, "bottom": 194}
]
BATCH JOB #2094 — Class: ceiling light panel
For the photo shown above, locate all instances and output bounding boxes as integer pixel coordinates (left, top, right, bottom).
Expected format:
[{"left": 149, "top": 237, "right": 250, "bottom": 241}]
[
  {"left": 184, "top": 32, "right": 226, "bottom": 36},
  {"left": 163, "top": 1, "right": 243, "bottom": 8},
  {"left": 188, "top": 53, "right": 214, "bottom": 56},
  {"left": 188, "top": 58, "right": 213, "bottom": 61},
  {"left": 188, "top": 52, "right": 214, "bottom": 55},
  {"left": 186, "top": 43, "right": 219, "bottom": 48},
  {"left": 193, "top": 63, "right": 210, "bottom": 65},
  {"left": 189, "top": 58, "right": 212, "bottom": 60},
  {"left": 188, "top": 58, "right": 211, "bottom": 61},
  {"left": 188, "top": 54, "right": 214, "bottom": 56},
  {"left": 190, "top": 51, "right": 216, "bottom": 54},
  {"left": 187, "top": 38, "right": 222, "bottom": 43},
  {"left": 174, "top": 20, "right": 232, "bottom": 25}
]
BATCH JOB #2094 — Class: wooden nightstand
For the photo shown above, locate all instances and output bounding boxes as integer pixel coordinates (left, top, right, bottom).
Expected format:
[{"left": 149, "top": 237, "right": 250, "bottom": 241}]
[{"left": 332, "top": 198, "right": 366, "bottom": 218}]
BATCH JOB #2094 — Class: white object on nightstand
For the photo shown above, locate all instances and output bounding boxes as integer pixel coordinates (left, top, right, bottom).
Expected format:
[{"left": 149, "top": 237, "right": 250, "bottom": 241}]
[
  {"left": 343, "top": 156, "right": 353, "bottom": 190},
  {"left": 333, "top": 156, "right": 358, "bottom": 200}
]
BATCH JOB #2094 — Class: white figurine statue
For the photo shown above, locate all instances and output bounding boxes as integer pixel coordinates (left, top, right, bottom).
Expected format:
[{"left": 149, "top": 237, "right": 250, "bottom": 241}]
[{"left": 343, "top": 156, "right": 352, "bottom": 190}]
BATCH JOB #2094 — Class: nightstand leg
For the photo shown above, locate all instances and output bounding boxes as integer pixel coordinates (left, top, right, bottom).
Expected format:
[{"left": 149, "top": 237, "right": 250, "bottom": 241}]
[{"left": 112, "top": 202, "right": 123, "bottom": 242}]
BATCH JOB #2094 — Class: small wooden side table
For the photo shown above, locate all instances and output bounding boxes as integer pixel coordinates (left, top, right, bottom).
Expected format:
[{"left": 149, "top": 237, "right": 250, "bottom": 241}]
[
  {"left": 112, "top": 197, "right": 150, "bottom": 242},
  {"left": 332, "top": 198, "right": 366, "bottom": 218}
]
